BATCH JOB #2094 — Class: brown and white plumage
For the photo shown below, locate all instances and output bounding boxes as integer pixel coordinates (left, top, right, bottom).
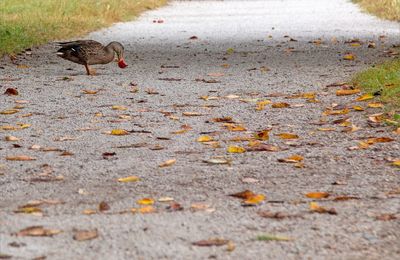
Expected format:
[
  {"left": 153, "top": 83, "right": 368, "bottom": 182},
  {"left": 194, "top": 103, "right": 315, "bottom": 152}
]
[{"left": 57, "top": 40, "right": 127, "bottom": 75}]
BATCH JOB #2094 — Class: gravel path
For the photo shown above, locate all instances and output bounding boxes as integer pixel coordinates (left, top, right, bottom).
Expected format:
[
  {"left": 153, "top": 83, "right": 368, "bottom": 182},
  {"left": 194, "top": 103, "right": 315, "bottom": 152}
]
[{"left": 1, "top": 0, "right": 399, "bottom": 259}]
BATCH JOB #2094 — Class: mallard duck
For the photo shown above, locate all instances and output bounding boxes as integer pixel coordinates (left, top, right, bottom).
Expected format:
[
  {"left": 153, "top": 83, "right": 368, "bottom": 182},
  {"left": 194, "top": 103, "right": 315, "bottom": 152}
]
[{"left": 56, "top": 40, "right": 128, "bottom": 75}]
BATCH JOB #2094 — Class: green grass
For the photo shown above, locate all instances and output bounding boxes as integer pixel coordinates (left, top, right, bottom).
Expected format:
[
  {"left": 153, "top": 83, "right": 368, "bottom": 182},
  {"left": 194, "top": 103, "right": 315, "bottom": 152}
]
[
  {"left": 353, "top": 0, "right": 400, "bottom": 21},
  {"left": 0, "top": 0, "right": 167, "bottom": 56},
  {"left": 352, "top": 59, "right": 400, "bottom": 108}
]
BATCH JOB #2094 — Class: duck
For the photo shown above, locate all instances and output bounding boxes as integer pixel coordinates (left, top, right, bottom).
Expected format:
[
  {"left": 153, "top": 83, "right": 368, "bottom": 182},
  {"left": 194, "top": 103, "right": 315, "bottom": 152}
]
[{"left": 56, "top": 40, "right": 128, "bottom": 75}]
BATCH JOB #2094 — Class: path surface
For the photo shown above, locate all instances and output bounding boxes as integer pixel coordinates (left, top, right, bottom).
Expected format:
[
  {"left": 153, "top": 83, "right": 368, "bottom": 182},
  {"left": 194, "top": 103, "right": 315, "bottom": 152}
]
[{"left": 1, "top": 0, "right": 399, "bottom": 259}]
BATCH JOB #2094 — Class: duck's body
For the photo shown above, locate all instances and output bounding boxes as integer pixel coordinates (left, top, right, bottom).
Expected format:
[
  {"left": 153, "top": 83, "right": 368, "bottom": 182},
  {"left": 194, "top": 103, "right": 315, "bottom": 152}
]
[{"left": 57, "top": 40, "right": 127, "bottom": 75}]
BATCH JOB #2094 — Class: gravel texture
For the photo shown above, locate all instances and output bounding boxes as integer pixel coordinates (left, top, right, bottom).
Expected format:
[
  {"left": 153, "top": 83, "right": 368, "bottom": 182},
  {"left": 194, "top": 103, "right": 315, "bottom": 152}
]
[{"left": 0, "top": 0, "right": 399, "bottom": 259}]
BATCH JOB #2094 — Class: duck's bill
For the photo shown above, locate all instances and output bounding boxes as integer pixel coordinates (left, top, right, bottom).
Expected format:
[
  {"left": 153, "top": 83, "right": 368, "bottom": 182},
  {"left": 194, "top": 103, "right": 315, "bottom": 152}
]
[{"left": 118, "top": 59, "right": 128, "bottom": 69}]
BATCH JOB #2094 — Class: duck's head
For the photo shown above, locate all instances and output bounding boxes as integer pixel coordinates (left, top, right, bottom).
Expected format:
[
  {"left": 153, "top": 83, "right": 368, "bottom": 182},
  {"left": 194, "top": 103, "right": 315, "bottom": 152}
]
[{"left": 108, "top": 42, "right": 128, "bottom": 68}]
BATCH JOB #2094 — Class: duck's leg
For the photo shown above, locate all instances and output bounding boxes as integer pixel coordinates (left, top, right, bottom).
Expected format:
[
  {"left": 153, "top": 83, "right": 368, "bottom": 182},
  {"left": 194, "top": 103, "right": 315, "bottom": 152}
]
[{"left": 84, "top": 64, "right": 96, "bottom": 76}]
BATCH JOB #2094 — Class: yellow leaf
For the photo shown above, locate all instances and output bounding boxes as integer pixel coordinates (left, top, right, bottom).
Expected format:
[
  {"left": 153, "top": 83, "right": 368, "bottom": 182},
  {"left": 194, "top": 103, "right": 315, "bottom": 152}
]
[
  {"left": 366, "top": 137, "right": 394, "bottom": 144},
  {"left": 159, "top": 159, "right": 176, "bottom": 167},
  {"left": 255, "top": 100, "right": 271, "bottom": 111},
  {"left": 393, "top": 161, "right": 400, "bottom": 167},
  {"left": 137, "top": 198, "right": 155, "bottom": 205},
  {"left": 225, "top": 124, "right": 247, "bottom": 132},
  {"left": 172, "top": 129, "right": 188, "bottom": 134},
  {"left": 18, "top": 123, "right": 31, "bottom": 129},
  {"left": 343, "top": 53, "right": 355, "bottom": 60},
  {"left": 278, "top": 155, "right": 304, "bottom": 163},
  {"left": 197, "top": 135, "right": 214, "bottom": 142},
  {"left": 1, "top": 125, "right": 17, "bottom": 130},
  {"left": 277, "top": 133, "right": 299, "bottom": 139},
  {"left": 112, "top": 105, "right": 127, "bottom": 110},
  {"left": 82, "top": 209, "right": 96, "bottom": 215},
  {"left": 356, "top": 93, "right": 374, "bottom": 101},
  {"left": 14, "top": 207, "right": 42, "bottom": 214},
  {"left": 0, "top": 109, "right": 19, "bottom": 115},
  {"left": 352, "top": 105, "right": 364, "bottom": 111},
  {"left": 227, "top": 145, "right": 246, "bottom": 153},
  {"left": 230, "top": 136, "right": 253, "bottom": 142},
  {"left": 118, "top": 176, "right": 140, "bottom": 183},
  {"left": 254, "top": 130, "right": 269, "bottom": 140},
  {"left": 368, "top": 102, "right": 384, "bottom": 108},
  {"left": 6, "top": 155, "right": 36, "bottom": 161},
  {"left": 336, "top": 89, "right": 360, "bottom": 96},
  {"left": 110, "top": 129, "right": 129, "bottom": 136},
  {"left": 82, "top": 90, "right": 98, "bottom": 94},
  {"left": 243, "top": 194, "right": 265, "bottom": 205},
  {"left": 226, "top": 48, "right": 235, "bottom": 54},
  {"left": 317, "top": 128, "right": 335, "bottom": 131},
  {"left": 272, "top": 102, "right": 290, "bottom": 108},
  {"left": 306, "top": 192, "right": 330, "bottom": 199},
  {"left": 139, "top": 206, "right": 156, "bottom": 214}
]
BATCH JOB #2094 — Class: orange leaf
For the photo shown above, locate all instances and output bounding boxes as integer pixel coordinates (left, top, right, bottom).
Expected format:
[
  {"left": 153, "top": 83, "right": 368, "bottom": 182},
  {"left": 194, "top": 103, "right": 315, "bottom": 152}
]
[
  {"left": 137, "top": 198, "right": 155, "bottom": 205},
  {"left": 272, "top": 102, "right": 290, "bottom": 108},
  {"left": 6, "top": 155, "right": 36, "bottom": 161},
  {"left": 306, "top": 192, "right": 330, "bottom": 199},
  {"left": 277, "top": 133, "right": 299, "bottom": 139},
  {"left": 336, "top": 89, "right": 360, "bottom": 96}
]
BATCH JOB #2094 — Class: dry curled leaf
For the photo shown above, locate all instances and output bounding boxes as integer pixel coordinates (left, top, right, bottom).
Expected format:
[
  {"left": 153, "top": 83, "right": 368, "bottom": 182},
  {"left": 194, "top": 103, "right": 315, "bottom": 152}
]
[
  {"left": 110, "top": 129, "right": 129, "bottom": 136},
  {"left": 197, "top": 135, "right": 213, "bottom": 142},
  {"left": 192, "top": 238, "right": 229, "bottom": 247},
  {"left": 6, "top": 155, "right": 36, "bottom": 161},
  {"left": 277, "top": 133, "right": 299, "bottom": 139},
  {"left": 278, "top": 155, "right": 304, "bottom": 163},
  {"left": 343, "top": 53, "right": 355, "bottom": 60},
  {"left": 99, "top": 201, "right": 110, "bottom": 212},
  {"left": 254, "top": 130, "right": 270, "bottom": 140},
  {"left": 243, "top": 194, "right": 265, "bottom": 205},
  {"left": 247, "top": 144, "right": 280, "bottom": 152},
  {"left": 4, "top": 88, "right": 18, "bottom": 95},
  {"left": 356, "top": 93, "right": 374, "bottom": 101},
  {"left": 272, "top": 102, "right": 290, "bottom": 108},
  {"left": 309, "top": 202, "right": 337, "bottom": 215},
  {"left": 256, "top": 100, "right": 271, "bottom": 111},
  {"left": 73, "top": 229, "right": 98, "bottom": 241},
  {"left": 82, "top": 90, "right": 98, "bottom": 95},
  {"left": 118, "top": 176, "right": 140, "bottom": 183},
  {"left": 159, "top": 159, "right": 176, "bottom": 167},
  {"left": 16, "top": 226, "right": 61, "bottom": 237},
  {"left": 230, "top": 190, "right": 255, "bottom": 199},
  {"left": 336, "top": 89, "right": 360, "bottom": 96}
]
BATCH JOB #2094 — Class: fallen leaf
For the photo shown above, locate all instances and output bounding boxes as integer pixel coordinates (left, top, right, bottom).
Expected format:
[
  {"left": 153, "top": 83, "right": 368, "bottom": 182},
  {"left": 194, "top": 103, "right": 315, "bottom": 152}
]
[
  {"left": 254, "top": 130, "right": 270, "bottom": 140},
  {"left": 0, "top": 109, "right": 18, "bottom": 115},
  {"left": 203, "top": 157, "right": 231, "bottom": 165},
  {"left": 183, "top": 112, "right": 202, "bottom": 116},
  {"left": 99, "top": 201, "right": 110, "bottom": 212},
  {"left": 82, "top": 90, "right": 98, "bottom": 95},
  {"left": 166, "top": 202, "right": 183, "bottom": 212},
  {"left": 197, "top": 135, "right": 214, "bottom": 142},
  {"left": 4, "top": 88, "right": 18, "bottom": 95},
  {"left": 6, "top": 155, "right": 36, "bottom": 161},
  {"left": 392, "top": 160, "right": 400, "bottom": 167},
  {"left": 256, "top": 100, "right": 271, "bottom": 111},
  {"left": 241, "top": 177, "right": 259, "bottom": 183},
  {"left": 159, "top": 159, "right": 176, "bottom": 167},
  {"left": 343, "top": 53, "right": 355, "bottom": 60},
  {"left": 139, "top": 206, "right": 156, "bottom": 214},
  {"left": 256, "top": 234, "right": 293, "bottom": 241},
  {"left": 333, "top": 196, "right": 360, "bottom": 201},
  {"left": 82, "top": 209, "right": 96, "bottom": 215},
  {"left": 230, "top": 190, "right": 255, "bottom": 200},
  {"left": 243, "top": 194, "right": 265, "bottom": 205},
  {"left": 272, "top": 102, "right": 290, "bottom": 108},
  {"left": 278, "top": 155, "right": 304, "bottom": 163},
  {"left": 309, "top": 202, "right": 337, "bottom": 214},
  {"left": 336, "top": 89, "right": 360, "bottom": 96},
  {"left": 277, "top": 133, "right": 299, "bottom": 139},
  {"left": 368, "top": 102, "right": 384, "bottom": 108},
  {"left": 5, "top": 135, "right": 20, "bottom": 141},
  {"left": 73, "top": 229, "right": 98, "bottom": 241},
  {"left": 16, "top": 226, "right": 61, "bottom": 237},
  {"left": 111, "top": 105, "right": 127, "bottom": 111},
  {"left": 137, "top": 198, "right": 155, "bottom": 205},
  {"left": 192, "top": 238, "right": 229, "bottom": 247},
  {"left": 356, "top": 93, "right": 374, "bottom": 101},
  {"left": 323, "top": 108, "right": 349, "bottom": 116},
  {"left": 110, "top": 129, "right": 129, "bottom": 136},
  {"left": 118, "top": 176, "right": 140, "bottom": 183},
  {"left": 247, "top": 144, "right": 280, "bottom": 152},
  {"left": 376, "top": 213, "right": 397, "bottom": 221},
  {"left": 227, "top": 145, "right": 246, "bottom": 153},
  {"left": 225, "top": 124, "right": 246, "bottom": 131},
  {"left": 158, "top": 197, "right": 174, "bottom": 202},
  {"left": 212, "top": 117, "right": 233, "bottom": 123},
  {"left": 366, "top": 137, "right": 394, "bottom": 144},
  {"left": 306, "top": 192, "right": 330, "bottom": 199},
  {"left": 14, "top": 207, "right": 42, "bottom": 214}
]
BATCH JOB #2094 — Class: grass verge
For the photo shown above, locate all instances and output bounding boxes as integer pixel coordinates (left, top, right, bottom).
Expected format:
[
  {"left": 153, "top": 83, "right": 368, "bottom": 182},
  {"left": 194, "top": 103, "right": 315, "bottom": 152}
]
[
  {"left": 0, "top": 0, "right": 167, "bottom": 56},
  {"left": 353, "top": 0, "right": 400, "bottom": 21},
  {"left": 352, "top": 59, "right": 400, "bottom": 108}
]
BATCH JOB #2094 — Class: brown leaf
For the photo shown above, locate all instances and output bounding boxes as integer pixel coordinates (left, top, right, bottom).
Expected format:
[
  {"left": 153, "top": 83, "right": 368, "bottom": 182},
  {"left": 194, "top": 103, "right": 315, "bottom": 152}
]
[
  {"left": 99, "top": 201, "right": 110, "bottom": 212},
  {"left": 376, "top": 213, "right": 397, "bottom": 221},
  {"left": 212, "top": 117, "right": 233, "bottom": 123},
  {"left": 247, "top": 144, "right": 280, "bottom": 152},
  {"left": 16, "top": 226, "right": 62, "bottom": 237},
  {"left": 4, "top": 88, "right": 18, "bottom": 95},
  {"left": 73, "top": 229, "right": 99, "bottom": 241},
  {"left": 309, "top": 202, "right": 337, "bottom": 215},
  {"left": 6, "top": 155, "right": 36, "bottom": 161},
  {"left": 166, "top": 202, "right": 184, "bottom": 212},
  {"left": 192, "top": 238, "right": 229, "bottom": 247},
  {"left": 278, "top": 155, "right": 304, "bottom": 163},
  {"left": 272, "top": 102, "right": 290, "bottom": 108},
  {"left": 229, "top": 190, "right": 255, "bottom": 199},
  {"left": 159, "top": 159, "right": 176, "bottom": 167},
  {"left": 333, "top": 196, "right": 360, "bottom": 201},
  {"left": 276, "top": 133, "right": 299, "bottom": 139}
]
